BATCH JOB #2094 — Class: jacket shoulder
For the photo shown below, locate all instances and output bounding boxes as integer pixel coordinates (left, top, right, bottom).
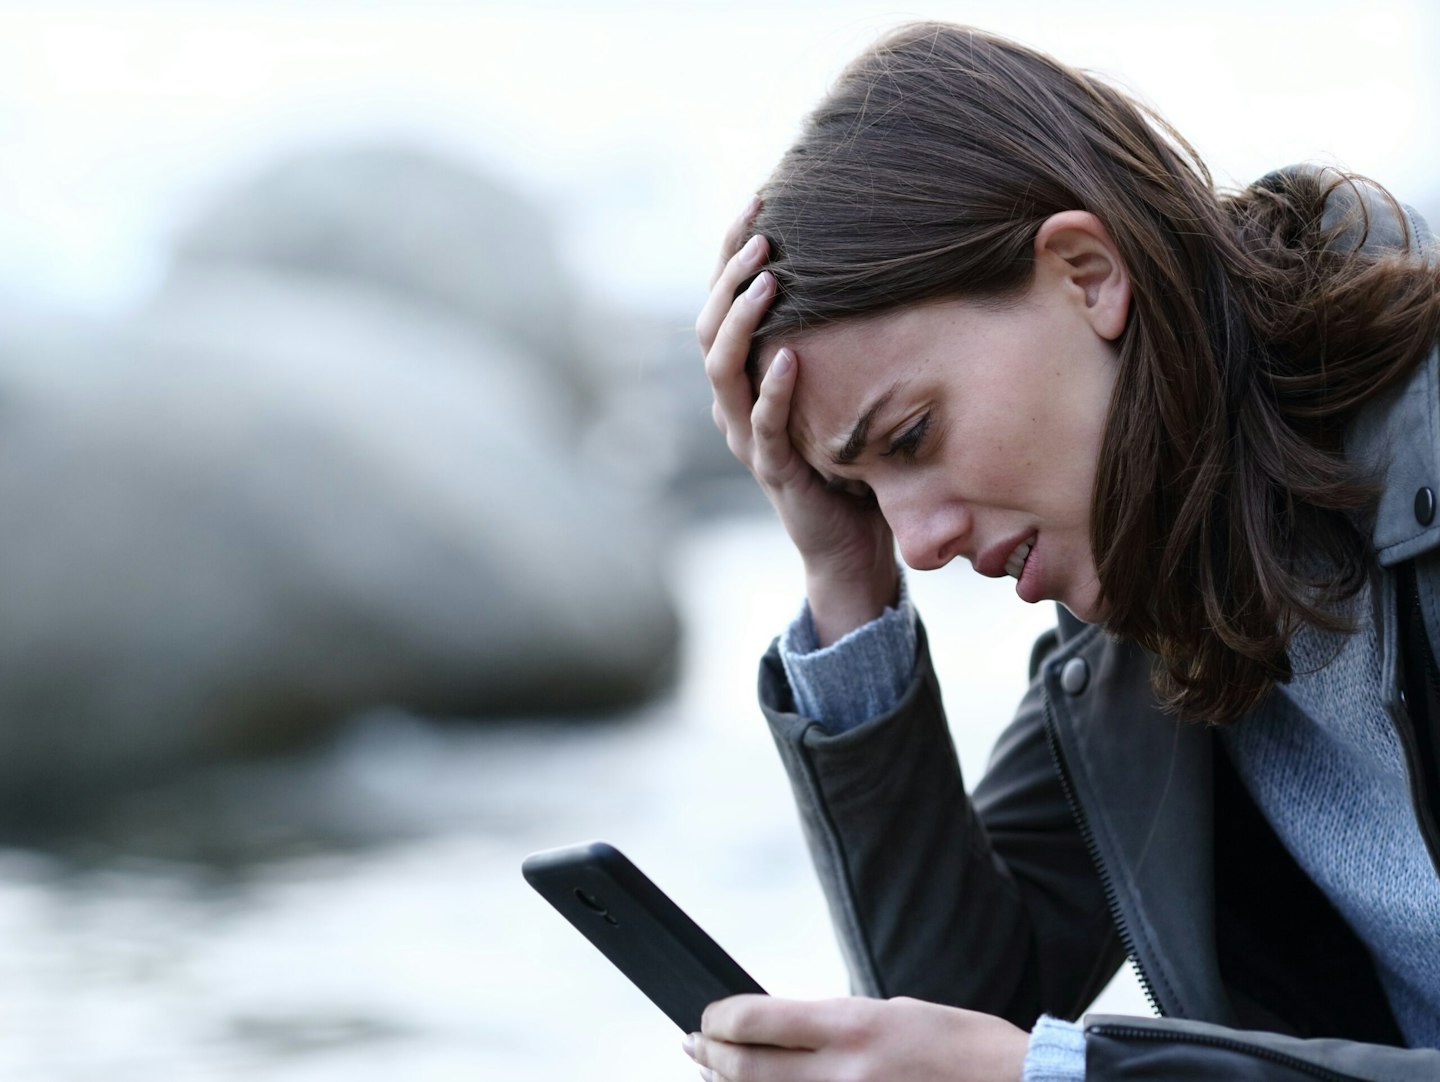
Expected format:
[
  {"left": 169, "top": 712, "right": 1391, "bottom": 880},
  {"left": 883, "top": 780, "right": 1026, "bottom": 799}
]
[{"left": 1260, "top": 162, "right": 1435, "bottom": 258}]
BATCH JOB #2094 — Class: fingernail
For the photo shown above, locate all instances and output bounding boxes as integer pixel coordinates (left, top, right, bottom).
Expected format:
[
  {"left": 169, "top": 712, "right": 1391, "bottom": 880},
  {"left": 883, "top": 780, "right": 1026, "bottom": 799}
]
[
  {"left": 700, "top": 1069, "right": 715, "bottom": 1082},
  {"left": 745, "top": 192, "right": 762, "bottom": 216},
  {"left": 772, "top": 348, "right": 793, "bottom": 376},
  {"left": 682, "top": 1033, "right": 697, "bottom": 1058},
  {"left": 747, "top": 271, "right": 772, "bottom": 296},
  {"left": 741, "top": 233, "right": 764, "bottom": 260}
]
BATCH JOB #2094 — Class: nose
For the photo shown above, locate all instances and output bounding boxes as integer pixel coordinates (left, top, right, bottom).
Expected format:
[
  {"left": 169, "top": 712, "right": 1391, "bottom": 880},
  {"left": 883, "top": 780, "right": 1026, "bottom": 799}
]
[{"left": 879, "top": 490, "right": 971, "bottom": 572}]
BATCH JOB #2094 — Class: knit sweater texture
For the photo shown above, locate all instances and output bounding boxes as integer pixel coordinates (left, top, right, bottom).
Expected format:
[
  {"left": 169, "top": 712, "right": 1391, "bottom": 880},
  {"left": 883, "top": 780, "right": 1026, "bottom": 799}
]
[{"left": 1222, "top": 578, "right": 1440, "bottom": 1047}]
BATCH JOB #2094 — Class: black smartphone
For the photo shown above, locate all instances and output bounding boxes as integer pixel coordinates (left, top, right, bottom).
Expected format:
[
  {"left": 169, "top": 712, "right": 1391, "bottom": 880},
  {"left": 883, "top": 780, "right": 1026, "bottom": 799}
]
[{"left": 521, "top": 840, "right": 767, "bottom": 1033}]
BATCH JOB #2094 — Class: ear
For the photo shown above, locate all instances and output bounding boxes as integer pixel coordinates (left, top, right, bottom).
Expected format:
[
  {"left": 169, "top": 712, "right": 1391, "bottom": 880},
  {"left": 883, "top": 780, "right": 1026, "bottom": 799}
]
[{"left": 1033, "top": 210, "right": 1131, "bottom": 341}]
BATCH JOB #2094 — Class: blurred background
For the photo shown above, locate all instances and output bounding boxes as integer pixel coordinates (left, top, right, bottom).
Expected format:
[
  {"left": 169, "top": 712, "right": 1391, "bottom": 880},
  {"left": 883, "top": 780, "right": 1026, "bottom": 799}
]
[{"left": 0, "top": 1, "right": 1434, "bottom": 1078}]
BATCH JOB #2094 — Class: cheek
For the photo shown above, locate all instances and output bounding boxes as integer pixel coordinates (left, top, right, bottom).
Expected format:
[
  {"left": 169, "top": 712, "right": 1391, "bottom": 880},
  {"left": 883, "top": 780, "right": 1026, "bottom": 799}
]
[
  {"left": 954, "top": 385, "right": 1051, "bottom": 482},
  {"left": 948, "top": 390, "right": 1102, "bottom": 517}
]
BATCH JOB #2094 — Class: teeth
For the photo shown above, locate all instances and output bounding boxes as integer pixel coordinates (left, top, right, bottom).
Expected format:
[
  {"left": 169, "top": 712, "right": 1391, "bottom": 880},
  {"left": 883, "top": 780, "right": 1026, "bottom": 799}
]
[{"left": 1004, "top": 539, "right": 1033, "bottom": 580}]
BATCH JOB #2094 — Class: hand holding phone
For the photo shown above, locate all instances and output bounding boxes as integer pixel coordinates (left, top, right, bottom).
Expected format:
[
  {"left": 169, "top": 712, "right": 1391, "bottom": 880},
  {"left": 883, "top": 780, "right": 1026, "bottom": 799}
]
[{"left": 522, "top": 840, "right": 767, "bottom": 1033}]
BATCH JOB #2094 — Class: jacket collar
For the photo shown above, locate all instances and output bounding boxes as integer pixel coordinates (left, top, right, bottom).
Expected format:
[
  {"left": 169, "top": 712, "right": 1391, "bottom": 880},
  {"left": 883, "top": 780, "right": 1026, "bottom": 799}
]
[
  {"left": 1349, "top": 340, "right": 1440, "bottom": 566},
  {"left": 1326, "top": 171, "right": 1440, "bottom": 565}
]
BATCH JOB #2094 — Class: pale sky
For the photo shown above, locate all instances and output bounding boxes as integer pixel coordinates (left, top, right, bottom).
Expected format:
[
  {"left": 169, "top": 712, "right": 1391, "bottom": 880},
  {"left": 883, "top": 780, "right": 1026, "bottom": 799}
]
[{"left": 0, "top": 0, "right": 1434, "bottom": 313}]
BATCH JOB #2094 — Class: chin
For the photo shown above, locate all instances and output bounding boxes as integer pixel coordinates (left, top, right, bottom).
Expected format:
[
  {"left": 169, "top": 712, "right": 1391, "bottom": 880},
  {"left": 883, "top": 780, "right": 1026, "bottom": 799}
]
[{"left": 1060, "top": 582, "right": 1108, "bottom": 625}]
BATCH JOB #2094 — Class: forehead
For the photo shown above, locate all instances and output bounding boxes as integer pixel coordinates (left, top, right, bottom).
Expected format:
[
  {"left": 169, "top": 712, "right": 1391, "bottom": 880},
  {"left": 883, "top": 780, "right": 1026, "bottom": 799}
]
[{"left": 758, "top": 309, "right": 938, "bottom": 459}]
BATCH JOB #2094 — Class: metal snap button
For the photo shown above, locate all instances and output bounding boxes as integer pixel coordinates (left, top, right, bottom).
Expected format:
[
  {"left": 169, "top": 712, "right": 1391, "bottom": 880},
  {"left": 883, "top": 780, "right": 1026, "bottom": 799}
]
[
  {"left": 1416, "top": 486, "right": 1436, "bottom": 526},
  {"left": 1060, "top": 657, "right": 1090, "bottom": 695}
]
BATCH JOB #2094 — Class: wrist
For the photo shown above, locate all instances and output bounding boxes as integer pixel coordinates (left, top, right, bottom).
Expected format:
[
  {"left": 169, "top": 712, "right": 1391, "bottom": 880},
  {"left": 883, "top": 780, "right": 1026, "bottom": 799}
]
[
  {"left": 804, "top": 559, "right": 900, "bottom": 647},
  {"left": 1022, "top": 1016, "right": 1086, "bottom": 1082}
]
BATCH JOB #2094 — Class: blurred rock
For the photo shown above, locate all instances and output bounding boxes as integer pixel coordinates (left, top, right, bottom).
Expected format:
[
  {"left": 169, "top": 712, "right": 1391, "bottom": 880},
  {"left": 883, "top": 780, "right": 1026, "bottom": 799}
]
[
  {"left": 0, "top": 147, "right": 680, "bottom": 824},
  {"left": 171, "top": 143, "right": 594, "bottom": 426},
  {"left": 651, "top": 309, "right": 772, "bottom": 518}
]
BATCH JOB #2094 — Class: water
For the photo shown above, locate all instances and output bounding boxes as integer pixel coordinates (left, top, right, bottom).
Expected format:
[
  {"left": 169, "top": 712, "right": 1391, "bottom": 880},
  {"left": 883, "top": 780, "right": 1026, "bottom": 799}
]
[{"left": 0, "top": 514, "right": 1149, "bottom": 1079}]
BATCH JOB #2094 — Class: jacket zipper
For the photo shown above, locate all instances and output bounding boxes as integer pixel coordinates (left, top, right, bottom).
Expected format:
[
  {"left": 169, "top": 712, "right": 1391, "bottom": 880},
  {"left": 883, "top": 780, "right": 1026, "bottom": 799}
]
[
  {"left": 1086, "top": 1023, "right": 1363, "bottom": 1081},
  {"left": 1041, "top": 693, "right": 1165, "bottom": 1018}
]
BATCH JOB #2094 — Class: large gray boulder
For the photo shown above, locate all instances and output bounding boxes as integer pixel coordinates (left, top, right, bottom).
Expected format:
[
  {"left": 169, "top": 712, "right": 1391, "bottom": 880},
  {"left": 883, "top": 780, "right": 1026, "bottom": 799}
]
[
  {"left": 0, "top": 149, "right": 679, "bottom": 820},
  {"left": 171, "top": 142, "right": 594, "bottom": 422}
]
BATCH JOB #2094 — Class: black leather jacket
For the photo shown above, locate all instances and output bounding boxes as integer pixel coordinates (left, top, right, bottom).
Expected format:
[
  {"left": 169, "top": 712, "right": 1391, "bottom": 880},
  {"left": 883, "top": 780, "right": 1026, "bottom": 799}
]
[{"left": 757, "top": 181, "right": 1440, "bottom": 1079}]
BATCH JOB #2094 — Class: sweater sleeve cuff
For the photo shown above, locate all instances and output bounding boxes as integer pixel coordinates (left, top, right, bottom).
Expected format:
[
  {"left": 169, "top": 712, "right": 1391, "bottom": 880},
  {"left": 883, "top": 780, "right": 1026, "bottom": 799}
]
[
  {"left": 1023, "top": 1015, "right": 1086, "bottom": 1082},
  {"left": 778, "top": 573, "right": 917, "bottom": 732}
]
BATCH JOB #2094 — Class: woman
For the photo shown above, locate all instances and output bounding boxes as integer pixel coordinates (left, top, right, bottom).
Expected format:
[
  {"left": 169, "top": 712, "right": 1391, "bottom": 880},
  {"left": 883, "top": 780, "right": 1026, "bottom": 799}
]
[{"left": 687, "top": 22, "right": 1440, "bottom": 1082}]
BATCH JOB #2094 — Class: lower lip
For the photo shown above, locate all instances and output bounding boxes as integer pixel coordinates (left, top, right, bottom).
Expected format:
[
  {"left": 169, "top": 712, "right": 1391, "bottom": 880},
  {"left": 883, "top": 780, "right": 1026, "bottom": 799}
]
[{"left": 1015, "top": 536, "right": 1043, "bottom": 604}]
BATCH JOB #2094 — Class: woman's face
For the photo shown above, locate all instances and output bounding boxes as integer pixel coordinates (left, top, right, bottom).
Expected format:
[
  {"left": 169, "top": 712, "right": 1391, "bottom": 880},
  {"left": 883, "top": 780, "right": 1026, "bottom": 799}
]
[{"left": 763, "top": 217, "right": 1129, "bottom": 621}]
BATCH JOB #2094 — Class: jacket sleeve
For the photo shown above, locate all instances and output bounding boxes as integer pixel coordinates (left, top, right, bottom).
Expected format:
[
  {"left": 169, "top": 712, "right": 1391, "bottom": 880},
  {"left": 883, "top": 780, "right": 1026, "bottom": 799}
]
[
  {"left": 759, "top": 618, "right": 1125, "bottom": 1027},
  {"left": 1083, "top": 1015, "right": 1440, "bottom": 1081}
]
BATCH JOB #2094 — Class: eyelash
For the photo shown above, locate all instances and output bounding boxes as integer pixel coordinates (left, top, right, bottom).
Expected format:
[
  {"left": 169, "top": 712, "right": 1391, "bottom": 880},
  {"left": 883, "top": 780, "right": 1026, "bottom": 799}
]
[{"left": 881, "top": 412, "right": 932, "bottom": 462}]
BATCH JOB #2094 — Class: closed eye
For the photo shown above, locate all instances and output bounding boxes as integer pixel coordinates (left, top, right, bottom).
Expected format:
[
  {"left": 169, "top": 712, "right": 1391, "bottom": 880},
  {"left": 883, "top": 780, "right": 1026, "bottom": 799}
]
[{"left": 880, "top": 412, "right": 931, "bottom": 462}]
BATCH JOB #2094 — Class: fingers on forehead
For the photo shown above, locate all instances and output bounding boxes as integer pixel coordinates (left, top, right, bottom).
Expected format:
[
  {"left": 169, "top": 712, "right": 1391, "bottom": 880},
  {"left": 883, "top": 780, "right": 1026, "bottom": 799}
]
[{"left": 748, "top": 338, "right": 787, "bottom": 388}]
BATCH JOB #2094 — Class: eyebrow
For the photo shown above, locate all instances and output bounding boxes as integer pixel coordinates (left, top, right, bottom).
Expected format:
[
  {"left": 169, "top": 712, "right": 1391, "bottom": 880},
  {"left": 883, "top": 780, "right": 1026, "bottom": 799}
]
[{"left": 831, "top": 385, "right": 898, "bottom": 466}]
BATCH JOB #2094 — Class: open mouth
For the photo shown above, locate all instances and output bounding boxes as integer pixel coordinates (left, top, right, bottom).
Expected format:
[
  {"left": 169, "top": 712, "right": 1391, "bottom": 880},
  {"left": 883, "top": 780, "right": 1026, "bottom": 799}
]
[{"left": 1004, "top": 536, "right": 1034, "bottom": 581}]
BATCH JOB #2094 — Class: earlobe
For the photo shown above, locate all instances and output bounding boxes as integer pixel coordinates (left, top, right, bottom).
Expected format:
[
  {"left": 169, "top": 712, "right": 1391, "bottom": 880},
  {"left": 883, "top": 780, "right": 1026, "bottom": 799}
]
[{"left": 1034, "top": 211, "right": 1131, "bottom": 341}]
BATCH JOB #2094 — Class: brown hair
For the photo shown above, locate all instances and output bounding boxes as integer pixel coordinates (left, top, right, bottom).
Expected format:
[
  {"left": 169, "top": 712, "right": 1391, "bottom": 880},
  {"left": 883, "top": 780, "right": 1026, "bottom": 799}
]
[{"left": 749, "top": 23, "right": 1440, "bottom": 724}]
